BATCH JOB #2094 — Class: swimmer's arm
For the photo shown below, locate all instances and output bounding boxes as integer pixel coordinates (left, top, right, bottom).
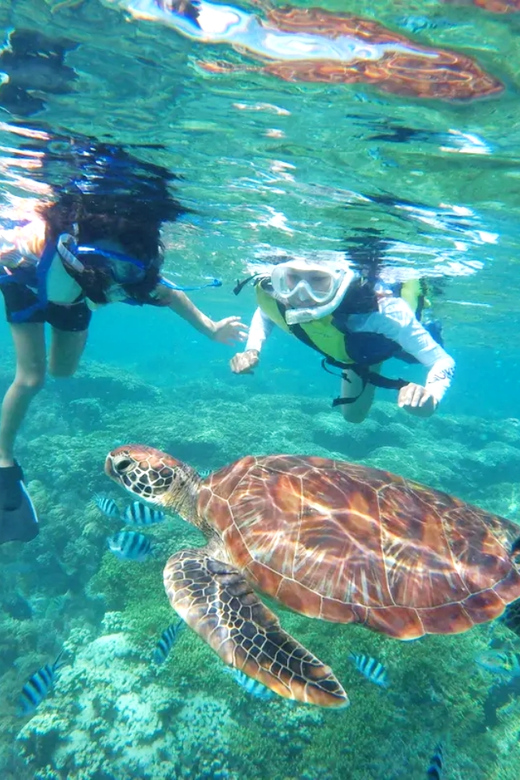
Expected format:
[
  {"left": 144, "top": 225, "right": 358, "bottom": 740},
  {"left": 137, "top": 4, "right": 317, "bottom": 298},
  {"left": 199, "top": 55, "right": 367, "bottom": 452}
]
[
  {"left": 376, "top": 297, "right": 455, "bottom": 409},
  {"left": 245, "top": 307, "right": 274, "bottom": 352},
  {"left": 390, "top": 305, "right": 455, "bottom": 402},
  {"left": 230, "top": 307, "right": 272, "bottom": 373},
  {"left": 383, "top": 298, "right": 455, "bottom": 402},
  {"left": 155, "top": 284, "right": 247, "bottom": 343},
  {"left": 423, "top": 356, "right": 455, "bottom": 405}
]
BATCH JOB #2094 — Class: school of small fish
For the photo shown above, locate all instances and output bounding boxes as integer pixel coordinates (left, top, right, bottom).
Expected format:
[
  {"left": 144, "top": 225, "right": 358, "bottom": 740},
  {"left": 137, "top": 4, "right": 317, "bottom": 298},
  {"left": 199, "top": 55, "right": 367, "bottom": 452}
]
[{"left": 94, "top": 492, "right": 167, "bottom": 561}]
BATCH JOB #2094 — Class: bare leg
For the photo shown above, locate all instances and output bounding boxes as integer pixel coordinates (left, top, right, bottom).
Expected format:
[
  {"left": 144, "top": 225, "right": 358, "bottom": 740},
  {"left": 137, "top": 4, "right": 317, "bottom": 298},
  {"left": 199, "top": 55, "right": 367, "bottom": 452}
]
[
  {"left": 0, "top": 323, "right": 46, "bottom": 467},
  {"left": 48, "top": 326, "right": 88, "bottom": 377},
  {"left": 339, "top": 364, "right": 381, "bottom": 424}
]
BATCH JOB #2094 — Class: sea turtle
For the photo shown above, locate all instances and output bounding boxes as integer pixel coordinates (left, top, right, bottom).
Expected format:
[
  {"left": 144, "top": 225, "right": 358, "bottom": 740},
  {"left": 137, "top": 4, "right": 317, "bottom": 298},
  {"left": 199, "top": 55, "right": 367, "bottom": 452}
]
[
  {"left": 105, "top": 447, "right": 520, "bottom": 707},
  {"left": 105, "top": 0, "right": 503, "bottom": 101},
  {"left": 249, "top": 4, "right": 503, "bottom": 101}
]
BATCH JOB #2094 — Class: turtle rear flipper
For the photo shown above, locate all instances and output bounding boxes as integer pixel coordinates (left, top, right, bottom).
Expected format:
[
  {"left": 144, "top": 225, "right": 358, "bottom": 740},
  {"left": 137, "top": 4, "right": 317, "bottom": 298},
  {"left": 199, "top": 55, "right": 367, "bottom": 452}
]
[{"left": 163, "top": 549, "right": 348, "bottom": 708}]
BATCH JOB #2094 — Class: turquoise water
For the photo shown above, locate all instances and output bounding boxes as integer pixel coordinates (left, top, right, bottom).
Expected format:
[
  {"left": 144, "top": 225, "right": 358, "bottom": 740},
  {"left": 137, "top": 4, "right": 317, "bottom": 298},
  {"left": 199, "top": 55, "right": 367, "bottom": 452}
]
[{"left": 1, "top": 1, "right": 520, "bottom": 778}]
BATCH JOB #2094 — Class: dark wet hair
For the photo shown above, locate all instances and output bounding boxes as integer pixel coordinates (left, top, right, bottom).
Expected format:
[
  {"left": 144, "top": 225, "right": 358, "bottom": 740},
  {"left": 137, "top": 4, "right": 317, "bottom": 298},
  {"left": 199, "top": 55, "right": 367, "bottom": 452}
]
[{"left": 36, "top": 141, "right": 189, "bottom": 304}]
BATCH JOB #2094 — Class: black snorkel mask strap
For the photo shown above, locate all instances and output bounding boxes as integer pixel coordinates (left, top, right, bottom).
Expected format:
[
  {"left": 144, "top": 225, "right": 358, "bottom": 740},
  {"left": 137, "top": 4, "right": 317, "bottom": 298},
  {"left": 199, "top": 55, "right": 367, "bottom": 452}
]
[{"left": 233, "top": 273, "right": 261, "bottom": 296}]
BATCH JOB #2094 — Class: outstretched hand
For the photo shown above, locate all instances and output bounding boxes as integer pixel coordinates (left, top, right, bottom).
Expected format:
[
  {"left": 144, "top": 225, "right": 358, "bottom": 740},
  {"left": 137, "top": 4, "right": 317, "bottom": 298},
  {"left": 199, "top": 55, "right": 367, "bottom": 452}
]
[
  {"left": 230, "top": 349, "right": 259, "bottom": 374},
  {"left": 398, "top": 383, "right": 437, "bottom": 417},
  {"left": 211, "top": 316, "right": 248, "bottom": 345}
]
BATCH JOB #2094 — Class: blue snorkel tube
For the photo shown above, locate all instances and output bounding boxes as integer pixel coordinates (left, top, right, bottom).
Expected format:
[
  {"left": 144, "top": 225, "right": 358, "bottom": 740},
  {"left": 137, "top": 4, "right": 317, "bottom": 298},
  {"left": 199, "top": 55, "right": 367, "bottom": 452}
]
[{"left": 160, "top": 276, "right": 222, "bottom": 292}]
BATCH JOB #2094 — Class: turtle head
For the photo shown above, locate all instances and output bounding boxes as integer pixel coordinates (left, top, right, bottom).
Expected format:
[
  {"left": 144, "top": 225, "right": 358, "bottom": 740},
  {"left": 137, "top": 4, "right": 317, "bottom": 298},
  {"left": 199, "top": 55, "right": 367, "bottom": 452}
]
[{"left": 105, "top": 444, "right": 200, "bottom": 520}]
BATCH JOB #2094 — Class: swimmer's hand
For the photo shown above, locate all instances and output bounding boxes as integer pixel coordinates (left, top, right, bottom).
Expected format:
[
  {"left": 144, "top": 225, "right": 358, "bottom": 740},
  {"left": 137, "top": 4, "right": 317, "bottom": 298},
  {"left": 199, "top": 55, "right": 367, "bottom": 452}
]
[
  {"left": 230, "top": 349, "right": 259, "bottom": 374},
  {"left": 211, "top": 316, "right": 248, "bottom": 345},
  {"left": 398, "top": 383, "right": 437, "bottom": 417}
]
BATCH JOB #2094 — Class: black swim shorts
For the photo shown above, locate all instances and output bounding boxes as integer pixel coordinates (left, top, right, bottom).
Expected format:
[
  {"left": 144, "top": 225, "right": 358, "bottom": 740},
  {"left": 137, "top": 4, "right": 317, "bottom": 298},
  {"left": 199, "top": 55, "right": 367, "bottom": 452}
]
[{"left": 1, "top": 283, "right": 92, "bottom": 331}]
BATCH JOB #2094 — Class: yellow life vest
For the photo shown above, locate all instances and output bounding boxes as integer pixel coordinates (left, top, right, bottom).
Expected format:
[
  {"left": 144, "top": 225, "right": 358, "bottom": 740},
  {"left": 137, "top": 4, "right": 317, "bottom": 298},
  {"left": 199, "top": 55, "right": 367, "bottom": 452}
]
[
  {"left": 399, "top": 277, "right": 430, "bottom": 317},
  {"left": 255, "top": 277, "right": 429, "bottom": 366},
  {"left": 256, "top": 281, "right": 354, "bottom": 363}
]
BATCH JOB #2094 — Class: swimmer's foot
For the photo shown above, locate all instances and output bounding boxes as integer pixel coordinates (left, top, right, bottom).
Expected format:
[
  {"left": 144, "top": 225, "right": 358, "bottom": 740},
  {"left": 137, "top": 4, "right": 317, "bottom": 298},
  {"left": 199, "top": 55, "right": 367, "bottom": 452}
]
[
  {"left": 0, "top": 462, "right": 39, "bottom": 544},
  {"left": 0, "top": 462, "right": 24, "bottom": 510}
]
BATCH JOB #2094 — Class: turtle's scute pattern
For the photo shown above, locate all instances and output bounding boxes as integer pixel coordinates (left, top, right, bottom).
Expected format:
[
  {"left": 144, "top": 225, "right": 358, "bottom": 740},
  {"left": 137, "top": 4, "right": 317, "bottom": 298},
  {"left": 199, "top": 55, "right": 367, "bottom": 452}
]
[
  {"left": 258, "top": 6, "right": 502, "bottom": 100},
  {"left": 164, "top": 548, "right": 348, "bottom": 706},
  {"left": 200, "top": 455, "right": 520, "bottom": 640},
  {"left": 472, "top": 0, "right": 520, "bottom": 11}
]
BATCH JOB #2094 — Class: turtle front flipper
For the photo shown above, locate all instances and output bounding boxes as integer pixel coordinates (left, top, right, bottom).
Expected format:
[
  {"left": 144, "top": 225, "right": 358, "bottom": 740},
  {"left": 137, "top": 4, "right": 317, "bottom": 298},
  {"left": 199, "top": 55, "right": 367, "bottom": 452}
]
[{"left": 163, "top": 549, "right": 348, "bottom": 708}]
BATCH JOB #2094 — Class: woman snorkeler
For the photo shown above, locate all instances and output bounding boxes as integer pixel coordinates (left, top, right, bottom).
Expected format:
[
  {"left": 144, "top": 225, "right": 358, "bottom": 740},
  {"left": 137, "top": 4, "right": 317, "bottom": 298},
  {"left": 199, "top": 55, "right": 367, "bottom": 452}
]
[{"left": 0, "top": 136, "right": 247, "bottom": 544}]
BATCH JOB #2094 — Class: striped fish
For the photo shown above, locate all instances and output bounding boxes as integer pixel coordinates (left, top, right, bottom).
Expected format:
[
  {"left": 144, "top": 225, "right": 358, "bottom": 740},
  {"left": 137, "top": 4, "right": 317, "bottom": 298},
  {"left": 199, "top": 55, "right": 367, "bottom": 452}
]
[
  {"left": 18, "top": 650, "right": 66, "bottom": 716},
  {"left": 107, "top": 531, "right": 151, "bottom": 561},
  {"left": 94, "top": 495, "right": 120, "bottom": 518},
  {"left": 349, "top": 653, "right": 388, "bottom": 687},
  {"left": 426, "top": 743, "right": 443, "bottom": 779},
  {"left": 227, "top": 668, "right": 274, "bottom": 700},
  {"left": 123, "top": 501, "right": 165, "bottom": 526},
  {"left": 153, "top": 620, "right": 185, "bottom": 664}
]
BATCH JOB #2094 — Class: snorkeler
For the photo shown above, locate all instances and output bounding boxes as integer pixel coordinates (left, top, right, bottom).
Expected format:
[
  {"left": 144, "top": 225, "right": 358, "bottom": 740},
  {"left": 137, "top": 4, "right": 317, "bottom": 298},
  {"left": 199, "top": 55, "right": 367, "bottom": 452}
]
[
  {"left": 0, "top": 138, "right": 247, "bottom": 545},
  {"left": 230, "top": 257, "right": 455, "bottom": 422}
]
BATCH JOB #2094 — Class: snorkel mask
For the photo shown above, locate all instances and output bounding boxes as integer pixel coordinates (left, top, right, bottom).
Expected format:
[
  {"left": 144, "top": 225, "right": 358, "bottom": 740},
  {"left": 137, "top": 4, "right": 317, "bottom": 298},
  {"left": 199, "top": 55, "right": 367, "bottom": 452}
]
[
  {"left": 56, "top": 233, "right": 221, "bottom": 292},
  {"left": 271, "top": 258, "right": 355, "bottom": 324}
]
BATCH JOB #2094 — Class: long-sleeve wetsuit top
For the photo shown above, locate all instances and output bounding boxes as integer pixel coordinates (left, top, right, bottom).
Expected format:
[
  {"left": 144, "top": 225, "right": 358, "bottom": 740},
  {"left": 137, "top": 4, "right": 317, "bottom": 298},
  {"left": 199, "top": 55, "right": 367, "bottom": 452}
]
[{"left": 245, "top": 294, "right": 455, "bottom": 404}]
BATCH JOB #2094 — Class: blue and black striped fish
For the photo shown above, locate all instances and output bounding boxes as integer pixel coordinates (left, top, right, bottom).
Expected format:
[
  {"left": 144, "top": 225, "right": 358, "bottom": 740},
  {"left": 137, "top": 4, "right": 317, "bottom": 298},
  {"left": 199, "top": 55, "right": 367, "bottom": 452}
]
[
  {"left": 107, "top": 531, "right": 151, "bottom": 561},
  {"left": 226, "top": 668, "right": 274, "bottom": 700},
  {"left": 426, "top": 743, "right": 443, "bottom": 779},
  {"left": 123, "top": 501, "right": 165, "bottom": 526},
  {"left": 153, "top": 620, "right": 185, "bottom": 664},
  {"left": 18, "top": 650, "right": 67, "bottom": 716},
  {"left": 94, "top": 495, "right": 120, "bottom": 518},
  {"left": 349, "top": 653, "right": 388, "bottom": 687}
]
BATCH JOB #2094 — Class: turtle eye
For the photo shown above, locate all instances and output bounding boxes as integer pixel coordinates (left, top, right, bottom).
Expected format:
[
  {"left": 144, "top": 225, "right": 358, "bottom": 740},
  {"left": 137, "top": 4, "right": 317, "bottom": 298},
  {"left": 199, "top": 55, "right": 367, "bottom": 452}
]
[{"left": 114, "top": 457, "right": 133, "bottom": 474}]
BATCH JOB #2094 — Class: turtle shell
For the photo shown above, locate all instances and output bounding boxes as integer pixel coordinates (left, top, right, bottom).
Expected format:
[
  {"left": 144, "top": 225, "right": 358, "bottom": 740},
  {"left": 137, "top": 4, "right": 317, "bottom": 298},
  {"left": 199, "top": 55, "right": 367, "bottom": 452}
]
[{"left": 198, "top": 455, "right": 520, "bottom": 640}]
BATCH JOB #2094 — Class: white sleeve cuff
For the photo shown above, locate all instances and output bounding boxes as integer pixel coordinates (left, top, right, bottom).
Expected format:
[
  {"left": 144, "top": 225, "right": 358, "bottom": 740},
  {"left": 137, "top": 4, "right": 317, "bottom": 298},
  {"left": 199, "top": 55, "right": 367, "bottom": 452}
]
[{"left": 425, "top": 356, "right": 455, "bottom": 403}]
